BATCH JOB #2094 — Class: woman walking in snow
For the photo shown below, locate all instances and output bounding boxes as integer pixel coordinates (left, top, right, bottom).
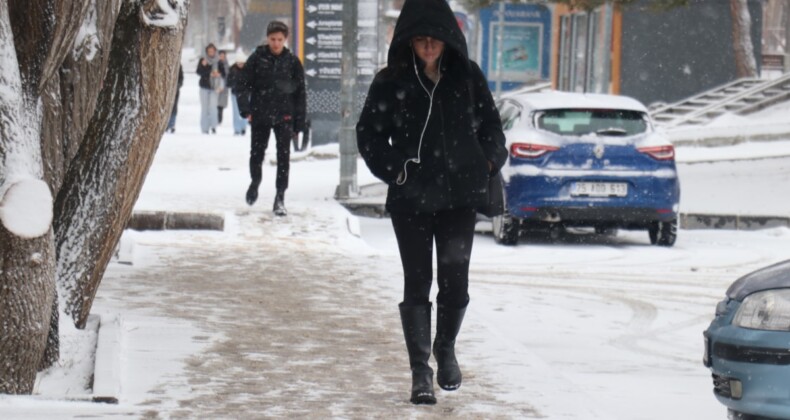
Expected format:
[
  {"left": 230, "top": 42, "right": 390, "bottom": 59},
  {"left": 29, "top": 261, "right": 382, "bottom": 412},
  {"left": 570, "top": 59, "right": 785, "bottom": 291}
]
[
  {"left": 196, "top": 43, "right": 225, "bottom": 134},
  {"left": 356, "top": 0, "right": 507, "bottom": 405}
]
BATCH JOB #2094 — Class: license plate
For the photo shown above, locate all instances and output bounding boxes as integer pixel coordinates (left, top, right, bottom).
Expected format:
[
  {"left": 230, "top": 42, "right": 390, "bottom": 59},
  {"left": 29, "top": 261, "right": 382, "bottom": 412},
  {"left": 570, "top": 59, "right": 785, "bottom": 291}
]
[{"left": 571, "top": 182, "right": 628, "bottom": 197}]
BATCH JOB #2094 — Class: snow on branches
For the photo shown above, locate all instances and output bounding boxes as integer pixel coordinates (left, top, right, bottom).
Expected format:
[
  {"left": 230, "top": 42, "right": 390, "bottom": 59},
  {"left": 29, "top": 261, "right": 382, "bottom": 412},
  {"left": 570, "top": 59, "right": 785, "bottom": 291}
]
[{"left": 141, "top": 0, "right": 187, "bottom": 28}]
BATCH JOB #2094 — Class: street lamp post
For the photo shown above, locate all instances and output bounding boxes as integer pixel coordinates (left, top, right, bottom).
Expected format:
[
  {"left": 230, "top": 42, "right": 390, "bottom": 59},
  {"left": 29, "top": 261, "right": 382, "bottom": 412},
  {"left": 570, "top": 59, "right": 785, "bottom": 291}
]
[
  {"left": 495, "top": 1, "right": 505, "bottom": 98},
  {"left": 201, "top": 0, "right": 209, "bottom": 46},
  {"left": 336, "top": 0, "right": 359, "bottom": 199},
  {"left": 785, "top": 4, "right": 790, "bottom": 73}
]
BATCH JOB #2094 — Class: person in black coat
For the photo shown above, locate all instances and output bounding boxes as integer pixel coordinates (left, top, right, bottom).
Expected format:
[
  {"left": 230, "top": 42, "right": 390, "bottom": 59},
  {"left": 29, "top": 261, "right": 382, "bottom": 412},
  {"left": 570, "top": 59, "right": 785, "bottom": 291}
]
[
  {"left": 217, "top": 50, "right": 230, "bottom": 124},
  {"left": 356, "top": 0, "right": 507, "bottom": 405},
  {"left": 226, "top": 53, "right": 248, "bottom": 136},
  {"left": 236, "top": 21, "right": 307, "bottom": 216},
  {"left": 166, "top": 65, "right": 183, "bottom": 133}
]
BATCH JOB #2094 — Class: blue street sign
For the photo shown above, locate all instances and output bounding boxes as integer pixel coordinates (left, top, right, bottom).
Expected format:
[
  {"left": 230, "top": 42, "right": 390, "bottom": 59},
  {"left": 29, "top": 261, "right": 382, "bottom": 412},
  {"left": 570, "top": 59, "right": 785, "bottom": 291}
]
[{"left": 479, "top": 4, "right": 552, "bottom": 91}]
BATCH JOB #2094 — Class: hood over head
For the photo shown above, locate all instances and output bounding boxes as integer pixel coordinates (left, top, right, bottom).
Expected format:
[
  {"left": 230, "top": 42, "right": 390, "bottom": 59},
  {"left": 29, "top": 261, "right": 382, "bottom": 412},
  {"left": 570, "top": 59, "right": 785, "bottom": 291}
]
[{"left": 387, "top": 0, "right": 468, "bottom": 68}]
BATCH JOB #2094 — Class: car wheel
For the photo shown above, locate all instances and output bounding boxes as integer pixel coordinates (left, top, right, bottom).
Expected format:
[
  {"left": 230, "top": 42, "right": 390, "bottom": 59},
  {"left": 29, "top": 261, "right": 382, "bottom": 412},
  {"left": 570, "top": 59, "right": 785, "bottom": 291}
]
[
  {"left": 548, "top": 224, "right": 564, "bottom": 241},
  {"left": 649, "top": 219, "right": 677, "bottom": 247},
  {"left": 595, "top": 226, "right": 618, "bottom": 237},
  {"left": 492, "top": 213, "right": 519, "bottom": 245}
]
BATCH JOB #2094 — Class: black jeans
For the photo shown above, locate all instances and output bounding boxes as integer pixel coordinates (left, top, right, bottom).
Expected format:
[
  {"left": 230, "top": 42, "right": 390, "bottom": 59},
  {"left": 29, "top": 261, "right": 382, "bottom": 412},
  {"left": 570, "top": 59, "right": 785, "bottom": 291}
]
[
  {"left": 390, "top": 208, "right": 476, "bottom": 308},
  {"left": 250, "top": 121, "right": 292, "bottom": 191}
]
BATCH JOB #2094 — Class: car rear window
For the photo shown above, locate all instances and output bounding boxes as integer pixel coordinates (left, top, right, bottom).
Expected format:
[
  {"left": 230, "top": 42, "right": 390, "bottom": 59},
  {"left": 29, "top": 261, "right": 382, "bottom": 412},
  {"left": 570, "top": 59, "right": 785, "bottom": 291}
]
[{"left": 535, "top": 109, "right": 648, "bottom": 136}]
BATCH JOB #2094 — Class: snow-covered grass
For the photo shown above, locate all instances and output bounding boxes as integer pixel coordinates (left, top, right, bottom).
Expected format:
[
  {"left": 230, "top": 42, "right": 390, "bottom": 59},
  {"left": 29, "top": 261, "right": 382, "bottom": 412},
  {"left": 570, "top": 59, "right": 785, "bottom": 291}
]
[{"left": 2, "top": 71, "right": 790, "bottom": 418}]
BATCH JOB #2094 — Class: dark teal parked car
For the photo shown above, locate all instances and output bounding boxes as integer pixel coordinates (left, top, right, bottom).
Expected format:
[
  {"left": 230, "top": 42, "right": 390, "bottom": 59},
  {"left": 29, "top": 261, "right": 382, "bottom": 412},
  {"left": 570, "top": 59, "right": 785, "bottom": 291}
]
[{"left": 704, "top": 260, "right": 790, "bottom": 420}]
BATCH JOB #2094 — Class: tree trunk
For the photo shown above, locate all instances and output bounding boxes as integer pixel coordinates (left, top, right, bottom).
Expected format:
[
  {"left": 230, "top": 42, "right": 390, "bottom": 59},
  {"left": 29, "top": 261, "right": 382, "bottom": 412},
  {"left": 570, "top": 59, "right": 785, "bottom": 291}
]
[
  {"left": 0, "top": 0, "right": 59, "bottom": 393},
  {"left": 54, "top": 0, "right": 188, "bottom": 328},
  {"left": 7, "top": 0, "right": 90, "bottom": 100},
  {"left": 0, "top": 230, "right": 56, "bottom": 394},
  {"left": 730, "top": 0, "right": 758, "bottom": 78},
  {"left": 1, "top": 0, "right": 187, "bottom": 394},
  {"left": 41, "top": 0, "right": 122, "bottom": 194}
]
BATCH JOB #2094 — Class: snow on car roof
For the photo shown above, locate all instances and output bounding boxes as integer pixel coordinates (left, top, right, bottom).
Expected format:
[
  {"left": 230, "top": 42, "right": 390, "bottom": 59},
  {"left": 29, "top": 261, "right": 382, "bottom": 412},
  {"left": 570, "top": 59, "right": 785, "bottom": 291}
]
[{"left": 502, "top": 90, "right": 648, "bottom": 113}]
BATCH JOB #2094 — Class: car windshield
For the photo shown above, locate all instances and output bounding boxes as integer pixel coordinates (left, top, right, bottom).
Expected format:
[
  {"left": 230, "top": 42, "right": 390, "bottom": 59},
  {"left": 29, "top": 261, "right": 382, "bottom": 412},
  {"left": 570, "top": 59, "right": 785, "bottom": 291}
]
[{"left": 535, "top": 109, "right": 649, "bottom": 136}]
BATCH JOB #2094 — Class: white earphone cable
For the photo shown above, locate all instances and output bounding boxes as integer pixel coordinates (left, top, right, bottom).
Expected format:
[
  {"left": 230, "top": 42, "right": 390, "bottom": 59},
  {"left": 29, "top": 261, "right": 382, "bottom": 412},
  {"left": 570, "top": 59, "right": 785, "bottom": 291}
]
[{"left": 397, "top": 49, "right": 442, "bottom": 186}]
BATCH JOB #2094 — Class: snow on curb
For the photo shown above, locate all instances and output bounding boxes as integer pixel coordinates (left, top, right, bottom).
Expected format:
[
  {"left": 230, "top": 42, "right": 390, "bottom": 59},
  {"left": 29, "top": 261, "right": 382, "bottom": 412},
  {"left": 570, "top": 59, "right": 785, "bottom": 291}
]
[
  {"left": 91, "top": 314, "right": 121, "bottom": 404},
  {"left": 339, "top": 197, "right": 790, "bottom": 232},
  {"left": 126, "top": 211, "right": 225, "bottom": 231},
  {"left": 681, "top": 213, "right": 790, "bottom": 230},
  {"left": 666, "top": 123, "right": 790, "bottom": 147}
]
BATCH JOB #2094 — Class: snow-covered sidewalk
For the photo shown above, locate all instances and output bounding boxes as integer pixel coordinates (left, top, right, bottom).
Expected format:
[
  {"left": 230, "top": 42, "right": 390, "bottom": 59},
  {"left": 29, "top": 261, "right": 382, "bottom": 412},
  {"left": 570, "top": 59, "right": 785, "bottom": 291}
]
[{"left": 5, "top": 73, "right": 790, "bottom": 419}]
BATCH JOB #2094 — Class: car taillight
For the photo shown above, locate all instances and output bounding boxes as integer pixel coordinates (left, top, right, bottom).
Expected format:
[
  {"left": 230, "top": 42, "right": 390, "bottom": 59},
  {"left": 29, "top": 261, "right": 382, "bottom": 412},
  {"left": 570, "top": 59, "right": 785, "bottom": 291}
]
[
  {"left": 511, "top": 143, "right": 559, "bottom": 159},
  {"left": 638, "top": 145, "right": 675, "bottom": 161}
]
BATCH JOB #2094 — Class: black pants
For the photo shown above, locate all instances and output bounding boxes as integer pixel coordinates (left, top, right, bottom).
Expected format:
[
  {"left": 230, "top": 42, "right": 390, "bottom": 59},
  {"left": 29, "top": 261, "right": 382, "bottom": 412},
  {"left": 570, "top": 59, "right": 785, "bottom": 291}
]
[
  {"left": 250, "top": 121, "right": 292, "bottom": 191},
  {"left": 391, "top": 208, "right": 476, "bottom": 308}
]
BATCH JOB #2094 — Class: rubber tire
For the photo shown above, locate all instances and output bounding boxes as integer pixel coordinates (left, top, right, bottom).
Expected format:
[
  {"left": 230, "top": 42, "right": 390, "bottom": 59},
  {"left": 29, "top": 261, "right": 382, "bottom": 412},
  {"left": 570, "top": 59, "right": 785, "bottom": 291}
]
[
  {"left": 595, "top": 226, "right": 618, "bottom": 237},
  {"left": 649, "top": 219, "right": 677, "bottom": 247},
  {"left": 492, "top": 213, "right": 519, "bottom": 245}
]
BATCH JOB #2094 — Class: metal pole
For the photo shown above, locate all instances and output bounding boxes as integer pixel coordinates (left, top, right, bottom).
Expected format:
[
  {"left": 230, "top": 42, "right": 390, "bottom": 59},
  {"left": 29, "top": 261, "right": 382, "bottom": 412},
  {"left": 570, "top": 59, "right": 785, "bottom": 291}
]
[
  {"left": 337, "top": 0, "right": 359, "bottom": 199},
  {"left": 233, "top": 0, "right": 239, "bottom": 50},
  {"left": 785, "top": 2, "right": 790, "bottom": 73},
  {"left": 495, "top": 2, "right": 505, "bottom": 98},
  {"left": 201, "top": 0, "right": 209, "bottom": 46},
  {"left": 378, "top": 0, "right": 387, "bottom": 67}
]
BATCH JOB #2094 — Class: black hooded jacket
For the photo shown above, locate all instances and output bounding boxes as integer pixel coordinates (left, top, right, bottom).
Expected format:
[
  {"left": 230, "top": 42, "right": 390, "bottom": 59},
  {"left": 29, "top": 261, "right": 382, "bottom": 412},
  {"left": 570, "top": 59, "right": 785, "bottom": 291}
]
[
  {"left": 356, "top": 0, "right": 507, "bottom": 214},
  {"left": 235, "top": 45, "right": 307, "bottom": 132}
]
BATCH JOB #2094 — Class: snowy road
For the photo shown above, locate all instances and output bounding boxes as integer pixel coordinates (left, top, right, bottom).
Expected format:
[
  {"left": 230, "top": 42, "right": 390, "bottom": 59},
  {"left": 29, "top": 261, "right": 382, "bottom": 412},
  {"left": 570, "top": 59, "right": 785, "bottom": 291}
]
[{"left": 359, "top": 216, "right": 790, "bottom": 419}]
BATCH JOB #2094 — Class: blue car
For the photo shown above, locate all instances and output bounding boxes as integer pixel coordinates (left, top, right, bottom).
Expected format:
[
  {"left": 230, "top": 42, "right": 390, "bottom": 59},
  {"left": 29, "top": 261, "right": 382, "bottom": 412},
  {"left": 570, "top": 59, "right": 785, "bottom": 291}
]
[
  {"left": 492, "top": 91, "right": 680, "bottom": 246},
  {"left": 704, "top": 260, "right": 790, "bottom": 420}
]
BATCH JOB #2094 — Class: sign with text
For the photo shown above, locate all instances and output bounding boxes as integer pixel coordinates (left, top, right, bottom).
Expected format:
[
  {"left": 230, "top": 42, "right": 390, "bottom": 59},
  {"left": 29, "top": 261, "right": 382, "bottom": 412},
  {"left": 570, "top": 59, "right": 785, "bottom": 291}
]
[{"left": 303, "top": 0, "right": 378, "bottom": 144}]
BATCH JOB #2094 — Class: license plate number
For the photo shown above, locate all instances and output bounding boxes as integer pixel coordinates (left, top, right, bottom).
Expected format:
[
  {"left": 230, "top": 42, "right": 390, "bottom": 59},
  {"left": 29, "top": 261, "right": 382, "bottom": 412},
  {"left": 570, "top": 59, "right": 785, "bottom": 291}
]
[{"left": 571, "top": 182, "right": 628, "bottom": 197}]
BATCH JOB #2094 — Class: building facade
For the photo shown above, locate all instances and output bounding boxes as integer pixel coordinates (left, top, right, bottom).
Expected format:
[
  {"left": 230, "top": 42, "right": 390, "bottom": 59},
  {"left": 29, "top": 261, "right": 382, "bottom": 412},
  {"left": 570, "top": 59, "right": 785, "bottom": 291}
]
[{"left": 552, "top": 0, "right": 763, "bottom": 107}]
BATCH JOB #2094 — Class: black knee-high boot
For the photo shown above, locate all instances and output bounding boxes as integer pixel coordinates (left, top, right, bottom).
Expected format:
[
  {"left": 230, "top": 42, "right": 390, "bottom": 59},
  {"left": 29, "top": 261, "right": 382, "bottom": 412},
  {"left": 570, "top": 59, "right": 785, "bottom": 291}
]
[
  {"left": 399, "top": 303, "right": 437, "bottom": 405},
  {"left": 433, "top": 304, "right": 467, "bottom": 391}
]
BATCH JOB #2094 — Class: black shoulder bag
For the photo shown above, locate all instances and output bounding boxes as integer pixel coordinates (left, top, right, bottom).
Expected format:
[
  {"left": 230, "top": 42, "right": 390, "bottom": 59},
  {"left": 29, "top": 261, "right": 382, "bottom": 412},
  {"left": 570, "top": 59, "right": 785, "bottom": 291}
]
[{"left": 468, "top": 78, "right": 505, "bottom": 218}]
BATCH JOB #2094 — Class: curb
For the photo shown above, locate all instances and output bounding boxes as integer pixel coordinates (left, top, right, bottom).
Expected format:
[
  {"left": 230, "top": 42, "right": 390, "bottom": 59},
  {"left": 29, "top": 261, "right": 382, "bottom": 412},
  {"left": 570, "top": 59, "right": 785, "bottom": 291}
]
[
  {"left": 666, "top": 124, "right": 790, "bottom": 147},
  {"left": 127, "top": 211, "right": 224, "bottom": 231},
  {"left": 680, "top": 213, "right": 790, "bottom": 230},
  {"left": 92, "top": 314, "right": 121, "bottom": 404},
  {"left": 337, "top": 199, "right": 790, "bottom": 232}
]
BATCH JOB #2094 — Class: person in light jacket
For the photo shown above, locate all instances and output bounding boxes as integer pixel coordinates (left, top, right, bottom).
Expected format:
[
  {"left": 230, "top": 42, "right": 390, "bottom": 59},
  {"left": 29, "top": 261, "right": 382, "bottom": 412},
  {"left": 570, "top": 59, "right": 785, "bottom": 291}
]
[
  {"left": 356, "top": 0, "right": 507, "bottom": 405},
  {"left": 196, "top": 43, "right": 226, "bottom": 134}
]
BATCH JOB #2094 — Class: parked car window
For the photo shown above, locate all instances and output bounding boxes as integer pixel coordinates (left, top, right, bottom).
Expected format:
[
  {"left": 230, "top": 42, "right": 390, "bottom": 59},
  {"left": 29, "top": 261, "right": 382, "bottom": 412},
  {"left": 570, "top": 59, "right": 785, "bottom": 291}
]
[{"left": 535, "top": 109, "right": 648, "bottom": 136}]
